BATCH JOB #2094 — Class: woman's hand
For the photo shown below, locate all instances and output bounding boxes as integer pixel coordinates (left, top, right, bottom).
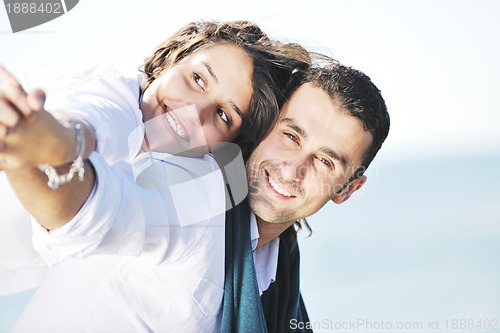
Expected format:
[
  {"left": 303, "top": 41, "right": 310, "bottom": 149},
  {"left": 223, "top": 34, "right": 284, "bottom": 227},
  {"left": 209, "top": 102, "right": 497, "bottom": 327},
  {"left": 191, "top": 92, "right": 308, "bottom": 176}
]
[
  {"left": 0, "top": 65, "right": 76, "bottom": 170},
  {"left": 0, "top": 109, "right": 77, "bottom": 170},
  {"left": 0, "top": 65, "right": 43, "bottom": 118}
]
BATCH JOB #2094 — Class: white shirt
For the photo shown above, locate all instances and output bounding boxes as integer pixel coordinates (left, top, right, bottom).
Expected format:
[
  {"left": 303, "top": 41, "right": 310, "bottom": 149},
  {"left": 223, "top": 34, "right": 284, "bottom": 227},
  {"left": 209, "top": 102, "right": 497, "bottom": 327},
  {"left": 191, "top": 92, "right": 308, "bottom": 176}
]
[
  {"left": 250, "top": 212, "right": 280, "bottom": 295},
  {"left": 15, "top": 64, "right": 145, "bottom": 164},
  {"left": 0, "top": 172, "right": 48, "bottom": 296},
  {"left": 16, "top": 151, "right": 227, "bottom": 333},
  {"left": 4, "top": 66, "right": 280, "bottom": 331},
  {"left": 1, "top": 65, "right": 144, "bottom": 296},
  {"left": 15, "top": 152, "right": 279, "bottom": 332}
]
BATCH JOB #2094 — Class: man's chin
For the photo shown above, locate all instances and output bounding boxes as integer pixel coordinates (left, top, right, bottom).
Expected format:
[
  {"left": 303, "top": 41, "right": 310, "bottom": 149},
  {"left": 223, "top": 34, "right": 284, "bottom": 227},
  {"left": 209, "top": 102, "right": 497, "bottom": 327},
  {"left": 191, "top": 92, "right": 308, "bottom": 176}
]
[{"left": 249, "top": 197, "right": 297, "bottom": 225}]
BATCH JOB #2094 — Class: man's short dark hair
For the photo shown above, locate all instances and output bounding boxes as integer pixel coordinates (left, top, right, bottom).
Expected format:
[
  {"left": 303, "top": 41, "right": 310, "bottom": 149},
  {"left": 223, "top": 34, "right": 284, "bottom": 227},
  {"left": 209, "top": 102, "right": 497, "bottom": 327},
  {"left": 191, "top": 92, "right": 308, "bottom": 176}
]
[{"left": 284, "top": 56, "right": 390, "bottom": 174}]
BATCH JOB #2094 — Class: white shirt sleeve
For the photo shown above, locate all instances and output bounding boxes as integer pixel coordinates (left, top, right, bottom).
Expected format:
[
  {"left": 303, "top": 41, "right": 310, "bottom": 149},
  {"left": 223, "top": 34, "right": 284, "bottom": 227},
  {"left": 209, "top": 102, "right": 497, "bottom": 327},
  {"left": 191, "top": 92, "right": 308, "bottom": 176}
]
[
  {"left": 31, "top": 152, "right": 227, "bottom": 267},
  {"left": 31, "top": 152, "right": 162, "bottom": 266},
  {"left": 0, "top": 172, "right": 49, "bottom": 296},
  {"left": 11, "top": 65, "right": 145, "bottom": 164}
]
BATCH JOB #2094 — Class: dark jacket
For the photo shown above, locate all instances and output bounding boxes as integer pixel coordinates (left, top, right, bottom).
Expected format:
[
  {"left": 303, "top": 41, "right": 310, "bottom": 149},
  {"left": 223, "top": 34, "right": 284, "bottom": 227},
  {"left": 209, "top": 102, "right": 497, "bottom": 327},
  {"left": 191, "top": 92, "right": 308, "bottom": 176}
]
[{"left": 221, "top": 199, "right": 312, "bottom": 333}]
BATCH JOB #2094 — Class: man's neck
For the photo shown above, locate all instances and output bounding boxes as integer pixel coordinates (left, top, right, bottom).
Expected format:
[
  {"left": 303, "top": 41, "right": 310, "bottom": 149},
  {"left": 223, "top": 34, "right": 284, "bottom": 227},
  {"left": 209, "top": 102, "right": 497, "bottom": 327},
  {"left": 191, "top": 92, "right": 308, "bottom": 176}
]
[{"left": 255, "top": 216, "right": 295, "bottom": 248}]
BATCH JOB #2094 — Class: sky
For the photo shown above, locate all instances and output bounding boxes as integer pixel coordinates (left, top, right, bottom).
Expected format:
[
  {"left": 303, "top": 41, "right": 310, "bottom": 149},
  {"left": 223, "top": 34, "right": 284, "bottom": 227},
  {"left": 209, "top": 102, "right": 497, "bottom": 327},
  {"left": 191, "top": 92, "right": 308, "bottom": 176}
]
[
  {"left": 1, "top": 1, "right": 500, "bottom": 332},
  {"left": 1, "top": 0, "right": 499, "bottom": 165}
]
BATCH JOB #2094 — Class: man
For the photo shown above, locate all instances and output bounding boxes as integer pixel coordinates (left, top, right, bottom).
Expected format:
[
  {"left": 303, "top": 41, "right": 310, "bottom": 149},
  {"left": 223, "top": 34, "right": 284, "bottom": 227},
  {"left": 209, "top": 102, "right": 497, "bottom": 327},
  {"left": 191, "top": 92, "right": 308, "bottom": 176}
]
[
  {"left": 0, "top": 59, "right": 389, "bottom": 332},
  {"left": 222, "top": 61, "right": 390, "bottom": 332}
]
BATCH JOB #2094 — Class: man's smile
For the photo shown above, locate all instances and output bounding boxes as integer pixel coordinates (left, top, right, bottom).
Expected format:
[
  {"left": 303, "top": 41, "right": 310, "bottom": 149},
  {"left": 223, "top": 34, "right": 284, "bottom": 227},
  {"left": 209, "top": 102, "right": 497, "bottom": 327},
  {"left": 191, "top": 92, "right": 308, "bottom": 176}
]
[{"left": 265, "top": 170, "right": 296, "bottom": 198}]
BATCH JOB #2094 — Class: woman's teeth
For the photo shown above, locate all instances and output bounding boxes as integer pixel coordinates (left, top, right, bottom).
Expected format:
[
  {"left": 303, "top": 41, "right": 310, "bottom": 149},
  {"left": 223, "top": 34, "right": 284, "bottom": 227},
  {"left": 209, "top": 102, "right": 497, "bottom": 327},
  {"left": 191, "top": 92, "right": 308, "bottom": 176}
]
[{"left": 165, "top": 112, "right": 188, "bottom": 139}]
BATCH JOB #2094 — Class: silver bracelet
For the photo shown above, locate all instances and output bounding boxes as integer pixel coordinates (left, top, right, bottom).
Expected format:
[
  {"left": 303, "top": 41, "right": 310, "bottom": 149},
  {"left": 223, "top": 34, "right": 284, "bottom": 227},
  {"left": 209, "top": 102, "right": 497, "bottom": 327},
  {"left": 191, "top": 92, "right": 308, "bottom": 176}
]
[{"left": 38, "top": 121, "right": 86, "bottom": 190}]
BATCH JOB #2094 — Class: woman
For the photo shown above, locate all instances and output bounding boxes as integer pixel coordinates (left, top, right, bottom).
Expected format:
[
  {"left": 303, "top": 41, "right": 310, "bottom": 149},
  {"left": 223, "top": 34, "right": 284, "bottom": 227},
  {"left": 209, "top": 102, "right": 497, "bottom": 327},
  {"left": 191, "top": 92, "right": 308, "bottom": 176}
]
[{"left": 0, "top": 20, "right": 310, "bottom": 332}]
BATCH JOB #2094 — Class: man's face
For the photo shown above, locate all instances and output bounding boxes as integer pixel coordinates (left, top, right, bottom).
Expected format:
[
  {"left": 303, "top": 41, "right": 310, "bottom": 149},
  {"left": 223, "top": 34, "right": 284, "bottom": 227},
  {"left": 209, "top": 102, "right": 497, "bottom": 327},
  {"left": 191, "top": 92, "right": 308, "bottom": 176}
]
[{"left": 246, "top": 82, "right": 373, "bottom": 224}]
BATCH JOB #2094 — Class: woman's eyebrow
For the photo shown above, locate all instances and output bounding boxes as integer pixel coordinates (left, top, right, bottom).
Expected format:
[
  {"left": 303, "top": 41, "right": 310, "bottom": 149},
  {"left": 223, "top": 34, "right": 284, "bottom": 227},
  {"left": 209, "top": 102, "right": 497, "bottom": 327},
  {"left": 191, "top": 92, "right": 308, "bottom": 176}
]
[
  {"left": 203, "top": 62, "right": 218, "bottom": 83},
  {"left": 230, "top": 101, "right": 243, "bottom": 120},
  {"left": 203, "top": 61, "right": 243, "bottom": 120}
]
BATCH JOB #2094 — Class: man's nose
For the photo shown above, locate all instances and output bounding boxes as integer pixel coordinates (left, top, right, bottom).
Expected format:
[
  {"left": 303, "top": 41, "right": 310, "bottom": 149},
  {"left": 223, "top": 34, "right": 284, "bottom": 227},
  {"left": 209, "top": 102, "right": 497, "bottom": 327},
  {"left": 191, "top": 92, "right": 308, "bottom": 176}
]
[{"left": 280, "top": 154, "right": 308, "bottom": 182}]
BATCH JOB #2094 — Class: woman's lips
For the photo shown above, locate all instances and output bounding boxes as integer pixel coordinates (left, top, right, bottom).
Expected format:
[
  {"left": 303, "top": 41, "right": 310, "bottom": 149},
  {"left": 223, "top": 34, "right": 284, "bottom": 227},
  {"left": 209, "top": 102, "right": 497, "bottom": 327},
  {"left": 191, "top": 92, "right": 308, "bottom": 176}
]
[{"left": 163, "top": 104, "right": 190, "bottom": 141}]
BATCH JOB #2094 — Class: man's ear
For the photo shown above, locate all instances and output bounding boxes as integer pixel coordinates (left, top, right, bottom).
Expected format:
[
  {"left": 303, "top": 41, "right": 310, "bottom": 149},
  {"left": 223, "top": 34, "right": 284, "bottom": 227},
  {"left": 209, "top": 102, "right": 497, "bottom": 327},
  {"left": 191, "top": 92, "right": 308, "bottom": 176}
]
[{"left": 332, "top": 175, "right": 367, "bottom": 204}]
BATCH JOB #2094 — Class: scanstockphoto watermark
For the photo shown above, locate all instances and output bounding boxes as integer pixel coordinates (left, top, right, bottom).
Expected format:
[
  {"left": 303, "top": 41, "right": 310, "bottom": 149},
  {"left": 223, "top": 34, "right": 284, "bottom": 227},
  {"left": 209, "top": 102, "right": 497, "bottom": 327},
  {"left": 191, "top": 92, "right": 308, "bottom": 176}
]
[
  {"left": 2, "top": 0, "right": 79, "bottom": 33},
  {"left": 290, "top": 318, "right": 500, "bottom": 331},
  {"left": 290, "top": 319, "right": 425, "bottom": 331}
]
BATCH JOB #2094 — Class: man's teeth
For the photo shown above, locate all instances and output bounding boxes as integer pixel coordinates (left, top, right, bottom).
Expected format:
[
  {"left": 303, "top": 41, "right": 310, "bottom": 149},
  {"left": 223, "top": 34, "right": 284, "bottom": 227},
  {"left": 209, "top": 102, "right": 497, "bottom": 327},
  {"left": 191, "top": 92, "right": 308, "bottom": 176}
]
[
  {"left": 165, "top": 112, "right": 187, "bottom": 138},
  {"left": 268, "top": 176, "right": 293, "bottom": 197}
]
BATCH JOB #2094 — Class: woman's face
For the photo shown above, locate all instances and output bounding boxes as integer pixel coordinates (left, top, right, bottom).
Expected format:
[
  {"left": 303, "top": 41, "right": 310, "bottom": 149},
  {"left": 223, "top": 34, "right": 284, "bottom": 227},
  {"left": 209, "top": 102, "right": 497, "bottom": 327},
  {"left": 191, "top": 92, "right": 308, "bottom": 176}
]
[{"left": 140, "top": 43, "right": 254, "bottom": 155}]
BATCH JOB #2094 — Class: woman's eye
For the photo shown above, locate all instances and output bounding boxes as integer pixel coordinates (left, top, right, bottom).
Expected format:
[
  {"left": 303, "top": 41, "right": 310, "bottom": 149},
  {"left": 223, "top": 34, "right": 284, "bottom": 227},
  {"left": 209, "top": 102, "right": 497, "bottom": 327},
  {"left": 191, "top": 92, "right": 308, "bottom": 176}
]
[
  {"left": 217, "top": 108, "right": 231, "bottom": 125},
  {"left": 285, "top": 133, "right": 298, "bottom": 142},
  {"left": 193, "top": 73, "right": 206, "bottom": 89}
]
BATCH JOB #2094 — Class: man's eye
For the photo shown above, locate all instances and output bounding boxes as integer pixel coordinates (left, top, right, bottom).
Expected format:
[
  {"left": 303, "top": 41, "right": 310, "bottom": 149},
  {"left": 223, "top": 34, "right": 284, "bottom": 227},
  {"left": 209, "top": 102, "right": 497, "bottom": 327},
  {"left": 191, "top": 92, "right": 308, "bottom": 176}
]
[
  {"left": 193, "top": 73, "right": 205, "bottom": 89},
  {"left": 318, "top": 157, "right": 333, "bottom": 169},
  {"left": 217, "top": 108, "right": 231, "bottom": 126}
]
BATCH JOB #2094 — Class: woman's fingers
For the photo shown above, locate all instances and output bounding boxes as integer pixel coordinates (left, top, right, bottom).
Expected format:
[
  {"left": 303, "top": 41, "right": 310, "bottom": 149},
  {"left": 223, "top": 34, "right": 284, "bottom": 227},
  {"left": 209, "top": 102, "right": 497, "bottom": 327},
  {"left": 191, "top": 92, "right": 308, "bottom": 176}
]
[
  {"left": 27, "top": 89, "right": 46, "bottom": 112},
  {"left": 0, "top": 65, "right": 32, "bottom": 117},
  {"left": 0, "top": 124, "right": 8, "bottom": 140},
  {"left": 0, "top": 98, "right": 21, "bottom": 127}
]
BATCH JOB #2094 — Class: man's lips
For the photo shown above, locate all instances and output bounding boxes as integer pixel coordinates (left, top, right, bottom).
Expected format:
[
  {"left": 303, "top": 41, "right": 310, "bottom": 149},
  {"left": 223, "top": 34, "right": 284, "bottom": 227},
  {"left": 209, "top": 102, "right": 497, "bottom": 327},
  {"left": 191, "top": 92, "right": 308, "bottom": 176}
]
[{"left": 265, "top": 170, "right": 295, "bottom": 198}]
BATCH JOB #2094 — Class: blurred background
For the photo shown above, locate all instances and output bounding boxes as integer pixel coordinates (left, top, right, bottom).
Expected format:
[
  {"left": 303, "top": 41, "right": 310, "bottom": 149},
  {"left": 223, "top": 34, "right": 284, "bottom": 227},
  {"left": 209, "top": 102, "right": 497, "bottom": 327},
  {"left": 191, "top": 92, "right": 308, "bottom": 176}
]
[{"left": 1, "top": 0, "right": 499, "bottom": 332}]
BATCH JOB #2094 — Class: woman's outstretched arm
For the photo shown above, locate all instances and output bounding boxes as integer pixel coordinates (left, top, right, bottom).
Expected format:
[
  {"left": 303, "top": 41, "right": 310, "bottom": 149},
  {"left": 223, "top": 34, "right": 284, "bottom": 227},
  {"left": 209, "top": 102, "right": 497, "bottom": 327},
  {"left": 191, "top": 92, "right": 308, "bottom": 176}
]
[
  {"left": 0, "top": 66, "right": 96, "bottom": 230},
  {"left": 1, "top": 109, "right": 96, "bottom": 230}
]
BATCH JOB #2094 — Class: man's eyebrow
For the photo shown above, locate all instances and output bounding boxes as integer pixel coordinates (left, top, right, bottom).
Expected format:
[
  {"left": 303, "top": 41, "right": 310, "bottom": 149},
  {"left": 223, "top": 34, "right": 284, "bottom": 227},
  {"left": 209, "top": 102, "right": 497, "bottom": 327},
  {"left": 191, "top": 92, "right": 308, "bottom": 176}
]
[
  {"left": 281, "top": 118, "right": 347, "bottom": 167},
  {"left": 203, "top": 62, "right": 218, "bottom": 84},
  {"left": 281, "top": 118, "right": 307, "bottom": 140},
  {"left": 321, "top": 148, "right": 348, "bottom": 167}
]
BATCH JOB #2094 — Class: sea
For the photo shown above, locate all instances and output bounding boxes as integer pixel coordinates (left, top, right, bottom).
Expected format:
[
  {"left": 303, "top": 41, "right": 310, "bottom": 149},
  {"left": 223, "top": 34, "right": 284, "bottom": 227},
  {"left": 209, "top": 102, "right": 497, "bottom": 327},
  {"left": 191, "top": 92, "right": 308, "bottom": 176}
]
[{"left": 1, "top": 155, "right": 499, "bottom": 332}]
